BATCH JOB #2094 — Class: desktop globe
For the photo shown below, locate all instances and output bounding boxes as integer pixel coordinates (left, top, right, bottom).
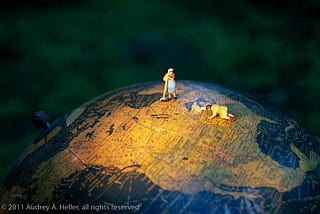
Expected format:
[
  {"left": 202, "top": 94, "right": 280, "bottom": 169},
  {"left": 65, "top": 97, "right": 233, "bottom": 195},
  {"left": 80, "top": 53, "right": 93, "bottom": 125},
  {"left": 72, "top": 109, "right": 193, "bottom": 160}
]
[{"left": 1, "top": 81, "right": 320, "bottom": 213}]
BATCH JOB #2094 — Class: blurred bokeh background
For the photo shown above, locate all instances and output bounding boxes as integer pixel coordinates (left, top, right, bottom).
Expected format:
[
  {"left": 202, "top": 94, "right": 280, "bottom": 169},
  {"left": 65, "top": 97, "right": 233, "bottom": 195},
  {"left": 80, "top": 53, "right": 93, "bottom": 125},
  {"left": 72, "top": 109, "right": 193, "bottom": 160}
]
[{"left": 0, "top": 0, "right": 319, "bottom": 180}]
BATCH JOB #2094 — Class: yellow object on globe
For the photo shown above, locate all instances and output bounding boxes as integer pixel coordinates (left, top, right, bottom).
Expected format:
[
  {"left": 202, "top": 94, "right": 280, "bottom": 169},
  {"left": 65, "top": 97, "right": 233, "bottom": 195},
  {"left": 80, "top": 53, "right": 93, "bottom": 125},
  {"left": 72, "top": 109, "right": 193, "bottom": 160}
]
[{"left": 1, "top": 81, "right": 319, "bottom": 213}]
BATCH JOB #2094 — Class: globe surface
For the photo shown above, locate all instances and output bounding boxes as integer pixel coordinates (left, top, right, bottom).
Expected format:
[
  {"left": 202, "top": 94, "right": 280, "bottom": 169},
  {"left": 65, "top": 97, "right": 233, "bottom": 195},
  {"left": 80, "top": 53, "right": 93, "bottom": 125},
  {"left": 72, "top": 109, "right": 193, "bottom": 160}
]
[{"left": 1, "top": 81, "right": 320, "bottom": 213}]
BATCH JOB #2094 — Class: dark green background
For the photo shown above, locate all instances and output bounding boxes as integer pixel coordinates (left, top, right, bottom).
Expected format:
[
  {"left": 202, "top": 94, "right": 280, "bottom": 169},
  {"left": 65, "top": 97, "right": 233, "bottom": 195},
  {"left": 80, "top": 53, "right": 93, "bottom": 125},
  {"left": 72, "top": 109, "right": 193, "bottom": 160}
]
[{"left": 1, "top": 0, "right": 319, "bottom": 180}]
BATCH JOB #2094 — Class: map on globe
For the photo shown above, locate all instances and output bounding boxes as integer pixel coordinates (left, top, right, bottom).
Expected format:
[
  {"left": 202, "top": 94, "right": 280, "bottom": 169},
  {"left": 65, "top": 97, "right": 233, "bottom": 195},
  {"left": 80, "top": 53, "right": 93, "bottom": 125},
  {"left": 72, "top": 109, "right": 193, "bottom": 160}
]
[{"left": 1, "top": 81, "right": 320, "bottom": 213}]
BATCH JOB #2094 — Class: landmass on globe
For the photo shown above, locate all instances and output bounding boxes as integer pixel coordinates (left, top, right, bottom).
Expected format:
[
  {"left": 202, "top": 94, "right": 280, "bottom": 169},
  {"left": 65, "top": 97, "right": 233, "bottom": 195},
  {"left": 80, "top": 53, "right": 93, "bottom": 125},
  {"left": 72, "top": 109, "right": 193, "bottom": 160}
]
[{"left": 1, "top": 81, "right": 319, "bottom": 213}]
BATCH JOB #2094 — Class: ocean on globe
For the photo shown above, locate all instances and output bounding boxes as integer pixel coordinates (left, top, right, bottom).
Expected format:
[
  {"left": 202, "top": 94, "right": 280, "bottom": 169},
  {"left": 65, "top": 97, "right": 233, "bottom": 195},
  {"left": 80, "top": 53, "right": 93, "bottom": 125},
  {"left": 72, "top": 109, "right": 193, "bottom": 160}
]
[{"left": 1, "top": 81, "right": 320, "bottom": 214}]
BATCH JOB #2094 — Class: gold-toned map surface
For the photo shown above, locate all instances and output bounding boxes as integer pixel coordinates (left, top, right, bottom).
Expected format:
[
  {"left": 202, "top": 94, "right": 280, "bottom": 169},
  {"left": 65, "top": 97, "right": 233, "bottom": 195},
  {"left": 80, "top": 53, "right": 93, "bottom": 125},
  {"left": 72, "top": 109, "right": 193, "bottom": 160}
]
[{"left": 1, "top": 81, "right": 320, "bottom": 213}]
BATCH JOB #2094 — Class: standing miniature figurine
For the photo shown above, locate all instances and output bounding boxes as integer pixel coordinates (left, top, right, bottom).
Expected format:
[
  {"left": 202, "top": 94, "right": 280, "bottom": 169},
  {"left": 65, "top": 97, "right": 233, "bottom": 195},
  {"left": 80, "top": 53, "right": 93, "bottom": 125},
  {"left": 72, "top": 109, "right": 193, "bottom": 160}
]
[
  {"left": 160, "top": 68, "right": 177, "bottom": 101},
  {"left": 200, "top": 104, "right": 234, "bottom": 121}
]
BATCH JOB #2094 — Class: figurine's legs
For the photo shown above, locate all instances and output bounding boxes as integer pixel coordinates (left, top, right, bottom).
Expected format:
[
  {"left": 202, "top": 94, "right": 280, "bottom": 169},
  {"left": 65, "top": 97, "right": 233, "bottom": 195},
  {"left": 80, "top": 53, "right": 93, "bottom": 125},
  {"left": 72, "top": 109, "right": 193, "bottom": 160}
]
[
  {"left": 227, "top": 113, "right": 234, "bottom": 120},
  {"left": 227, "top": 113, "right": 234, "bottom": 118},
  {"left": 221, "top": 115, "right": 231, "bottom": 120},
  {"left": 218, "top": 106, "right": 230, "bottom": 120},
  {"left": 167, "top": 80, "right": 177, "bottom": 99},
  {"left": 173, "top": 92, "right": 177, "bottom": 98},
  {"left": 221, "top": 113, "right": 234, "bottom": 120}
]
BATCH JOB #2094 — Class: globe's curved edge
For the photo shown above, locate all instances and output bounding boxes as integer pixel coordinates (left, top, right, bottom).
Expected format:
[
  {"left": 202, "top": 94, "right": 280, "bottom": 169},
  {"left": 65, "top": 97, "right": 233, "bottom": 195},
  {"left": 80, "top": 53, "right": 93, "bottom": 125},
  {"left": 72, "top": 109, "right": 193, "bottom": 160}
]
[{"left": 1, "top": 81, "right": 319, "bottom": 214}]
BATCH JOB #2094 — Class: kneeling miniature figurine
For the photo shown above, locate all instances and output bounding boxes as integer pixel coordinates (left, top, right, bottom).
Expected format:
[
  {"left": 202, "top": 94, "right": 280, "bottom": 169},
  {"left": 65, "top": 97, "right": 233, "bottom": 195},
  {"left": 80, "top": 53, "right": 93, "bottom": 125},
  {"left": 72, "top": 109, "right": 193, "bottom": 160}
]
[{"left": 200, "top": 104, "right": 234, "bottom": 121}]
